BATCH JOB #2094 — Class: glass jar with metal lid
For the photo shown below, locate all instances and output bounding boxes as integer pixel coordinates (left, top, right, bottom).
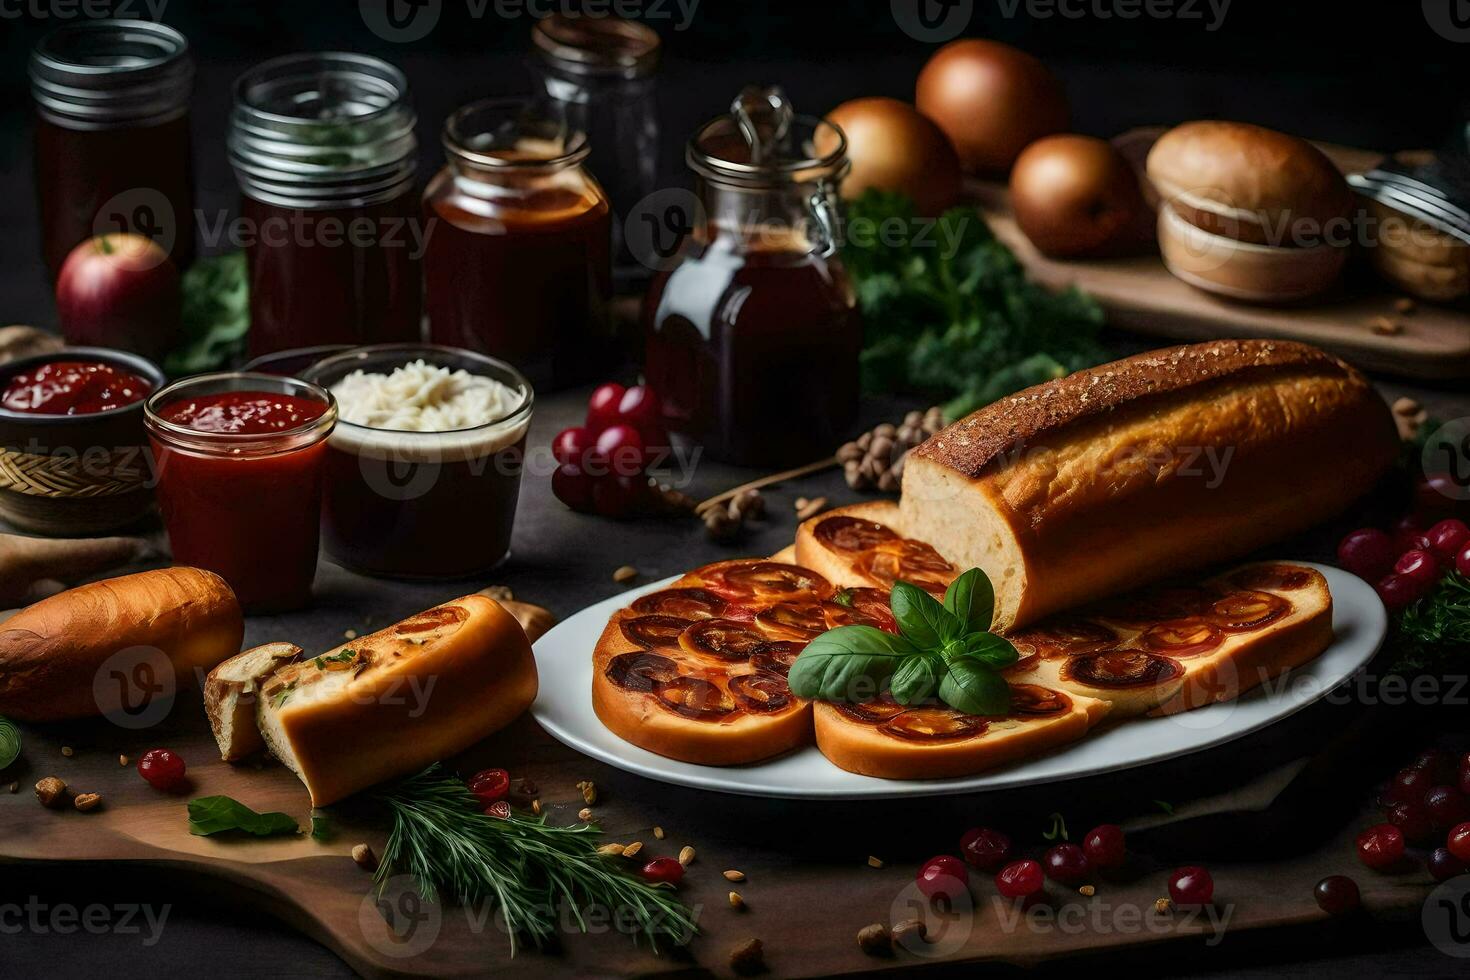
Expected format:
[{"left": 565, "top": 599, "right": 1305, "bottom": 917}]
[
  {"left": 30, "top": 19, "right": 196, "bottom": 279},
  {"left": 228, "top": 53, "right": 422, "bottom": 357},
  {"left": 643, "top": 86, "right": 860, "bottom": 467}
]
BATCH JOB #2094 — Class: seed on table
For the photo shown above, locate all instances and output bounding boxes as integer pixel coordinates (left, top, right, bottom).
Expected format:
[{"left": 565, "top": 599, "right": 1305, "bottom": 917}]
[
  {"left": 723, "top": 869, "right": 745, "bottom": 882},
  {"left": 118, "top": 755, "right": 129, "bottom": 767},
  {"left": 729, "top": 891, "right": 745, "bottom": 910},
  {"left": 60, "top": 746, "right": 74, "bottom": 758},
  {"left": 623, "top": 841, "right": 643, "bottom": 859},
  {"left": 1079, "top": 884, "right": 1096, "bottom": 897},
  {"left": 653, "top": 826, "right": 665, "bottom": 839},
  {"left": 678, "top": 845, "right": 696, "bottom": 866},
  {"left": 578, "top": 808, "right": 593, "bottom": 822},
  {"left": 597, "top": 843, "right": 625, "bottom": 857},
  {"left": 343, "top": 629, "right": 358, "bottom": 640},
  {"left": 73, "top": 792, "right": 102, "bottom": 813},
  {"left": 1155, "top": 898, "right": 1172, "bottom": 913},
  {"left": 613, "top": 565, "right": 638, "bottom": 584},
  {"left": 857, "top": 922, "right": 892, "bottom": 956},
  {"left": 352, "top": 844, "right": 378, "bottom": 871},
  {"left": 891, "top": 918, "right": 927, "bottom": 945},
  {"left": 531, "top": 799, "right": 542, "bottom": 816}
]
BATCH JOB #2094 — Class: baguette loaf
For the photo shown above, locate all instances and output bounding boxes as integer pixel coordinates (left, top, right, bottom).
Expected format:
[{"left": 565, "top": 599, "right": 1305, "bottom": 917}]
[
  {"left": 255, "top": 596, "right": 537, "bottom": 806},
  {"left": 900, "top": 340, "right": 1396, "bottom": 629},
  {"left": 0, "top": 567, "right": 243, "bottom": 722}
]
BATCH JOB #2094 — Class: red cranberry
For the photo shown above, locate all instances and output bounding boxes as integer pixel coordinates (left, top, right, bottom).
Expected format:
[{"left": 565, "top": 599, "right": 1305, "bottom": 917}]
[
  {"left": 551, "top": 426, "right": 593, "bottom": 467},
  {"left": 137, "top": 748, "right": 187, "bottom": 791},
  {"left": 1388, "top": 800, "right": 1436, "bottom": 844},
  {"left": 1314, "top": 875, "right": 1360, "bottom": 915},
  {"left": 585, "top": 382, "right": 626, "bottom": 434},
  {"left": 594, "top": 424, "right": 647, "bottom": 475},
  {"left": 1458, "top": 543, "right": 1470, "bottom": 578},
  {"left": 1394, "top": 549, "right": 1442, "bottom": 591},
  {"left": 467, "top": 768, "right": 510, "bottom": 805},
  {"left": 1168, "top": 866, "right": 1214, "bottom": 905},
  {"left": 1043, "top": 843, "right": 1090, "bottom": 884},
  {"left": 959, "top": 827, "right": 1012, "bottom": 871},
  {"left": 1391, "top": 514, "right": 1428, "bottom": 554},
  {"left": 1448, "top": 822, "right": 1470, "bottom": 862},
  {"left": 1336, "top": 528, "right": 1396, "bottom": 581},
  {"left": 994, "top": 859, "right": 1044, "bottom": 900},
  {"left": 916, "top": 855, "right": 969, "bottom": 902},
  {"left": 1356, "top": 824, "right": 1406, "bottom": 871},
  {"left": 639, "top": 857, "right": 685, "bottom": 885},
  {"left": 1083, "top": 824, "right": 1127, "bottom": 871},
  {"left": 591, "top": 472, "right": 646, "bottom": 519},
  {"left": 1425, "top": 786, "right": 1470, "bottom": 830},
  {"left": 616, "top": 385, "right": 664, "bottom": 439},
  {"left": 1430, "top": 846, "right": 1470, "bottom": 882},
  {"left": 552, "top": 463, "right": 594, "bottom": 512},
  {"left": 1410, "top": 749, "right": 1457, "bottom": 784},
  {"left": 1427, "top": 519, "right": 1470, "bottom": 561},
  {"left": 1385, "top": 765, "right": 1435, "bottom": 805},
  {"left": 1376, "top": 573, "right": 1425, "bottom": 612}
]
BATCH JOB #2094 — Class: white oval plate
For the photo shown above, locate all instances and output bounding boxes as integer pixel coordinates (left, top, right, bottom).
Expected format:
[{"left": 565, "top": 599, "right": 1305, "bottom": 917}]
[{"left": 530, "top": 563, "right": 1385, "bottom": 800}]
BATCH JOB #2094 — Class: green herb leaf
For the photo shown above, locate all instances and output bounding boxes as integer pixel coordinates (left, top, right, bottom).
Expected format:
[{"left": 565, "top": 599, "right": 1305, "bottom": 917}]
[
  {"left": 890, "top": 581, "right": 961, "bottom": 648},
  {"left": 310, "top": 810, "right": 332, "bottom": 842},
  {"left": 188, "top": 796, "right": 300, "bottom": 837},
  {"left": 0, "top": 716, "right": 20, "bottom": 771},
  {"left": 944, "top": 568, "right": 996, "bottom": 634},
  {"left": 830, "top": 589, "right": 855, "bottom": 608},
  {"left": 1042, "top": 812, "right": 1069, "bottom": 841},
  {"left": 889, "top": 655, "right": 941, "bottom": 705},
  {"left": 164, "top": 252, "right": 250, "bottom": 377},
  {"left": 788, "top": 626, "right": 917, "bottom": 702},
  {"left": 1389, "top": 571, "right": 1470, "bottom": 675},
  {"left": 956, "top": 631, "right": 1020, "bottom": 670},
  {"left": 1154, "top": 799, "right": 1175, "bottom": 815},
  {"left": 937, "top": 655, "right": 1011, "bottom": 716}
]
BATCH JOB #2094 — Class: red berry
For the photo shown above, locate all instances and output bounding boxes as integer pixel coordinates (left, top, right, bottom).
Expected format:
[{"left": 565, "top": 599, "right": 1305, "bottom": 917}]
[
  {"left": 1410, "top": 749, "right": 1457, "bottom": 784},
  {"left": 1083, "top": 824, "right": 1127, "bottom": 871},
  {"left": 1356, "top": 824, "right": 1406, "bottom": 871},
  {"left": 1043, "top": 842, "right": 1090, "bottom": 884},
  {"left": 594, "top": 424, "right": 647, "bottom": 476},
  {"left": 137, "top": 748, "right": 187, "bottom": 791},
  {"left": 1385, "top": 765, "right": 1435, "bottom": 805},
  {"left": 616, "top": 385, "right": 664, "bottom": 434},
  {"left": 1387, "top": 800, "right": 1436, "bottom": 844},
  {"left": 1394, "top": 549, "right": 1442, "bottom": 590},
  {"left": 1448, "top": 822, "right": 1470, "bottom": 862},
  {"left": 586, "top": 382, "right": 626, "bottom": 434},
  {"left": 467, "top": 768, "right": 510, "bottom": 805},
  {"left": 916, "top": 855, "right": 969, "bottom": 901},
  {"left": 1425, "top": 786, "right": 1469, "bottom": 830},
  {"left": 484, "top": 801, "right": 511, "bottom": 820},
  {"left": 551, "top": 426, "right": 593, "bottom": 466},
  {"left": 552, "top": 463, "right": 594, "bottom": 512},
  {"left": 1336, "top": 528, "right": 1396, "bottom": 581},
  {"left": 1391, "top": 514, "right": 1428, "bottom": 554},
  {"left": 591, "top": 473, "right": 646, "bottom": 519},
  {"left": 639, "top": 857, "right": 685, "bottom": 885},
  {"left": 1415, "top": 474, "right": 1466, "bottom": 522},
  {"left": 1430, "top": 846, "right": 1470, "bottom": 882},
  {"left": 959, "top": 827, "right": 1012, "bottom": 871},
  {"left": 994, "top": 859, "right": 1044, "bottom": 900},
  {"left": 1168, "top": 866, "right": 1214, "bottom": 905},
  {"left": 1314, "top": 875, "right": 1360, "bottom": 915},
  {"left": 1427, "top": 519, "right": 1470, "bottom": 561},
  {"left": 1376, "top": 573, "right": 1425, "bottom": 612}
]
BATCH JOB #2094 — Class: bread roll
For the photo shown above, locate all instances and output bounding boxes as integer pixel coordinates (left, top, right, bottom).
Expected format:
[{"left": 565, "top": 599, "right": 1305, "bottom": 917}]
[
  {"left": 204, "top": 642, "right": 302, "bottom": 761},
  {"left": 900, "top": 340, "right": 1397, "bottom": 630},
  {"left": 0, "top": 567, "right": 243, "bottom": 722},
  {"left": 256, "top": 596, "right": 537, "bottom": 806}
]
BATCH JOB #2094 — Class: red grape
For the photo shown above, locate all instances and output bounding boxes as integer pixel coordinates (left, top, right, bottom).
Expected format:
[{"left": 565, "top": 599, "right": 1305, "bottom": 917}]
[
  {"left": 1083, "top": 824, "right": 1127, "bottom": 871},
  {"left": 994, "top": 859, "right": 1044, "bottom": 900},
  {"left": 1391, "top": 514, "right": 1428, "bottom": 554},
  {"left": 1459, "top": 543, "right": 1470, "bottom": 579},
  {"left": 1446, "top": 822, "right": 1470, "bottom": 862},
  {"left": 551, "top": 426, "right": 593, "bottom": 466},
  {"left": 1426, "top": 786, "right": 1470, "bottom": 831},
  {"left": 959, "top": 827, "right": 1012, "bottom": 871},
  {"left": 1314, "top": 875, "right": 1360, "bottom": 915},
  {"left": 1336, "top": 528, "right": 1395, "bottom": 581},
  {"left": 1043, "top": 843, "right": 1090, "bottom": 884},
  {"left": 1168, "top": 866, "right": 1214, "bottom": 905},
  {"left": 916, "top": 855, "right": 969, "bottom": 901},
  {"left": 1430, "top": 846, "right": 1470, "bottom": 882},
  {"left": 1387, "top": 799, "right": 1436, "bottom": 844},
  {"left": 1427, "top": 519, "right": 1470, "bottom": 561},
  {"left": 137, "top": 748, "right": 187, "bottom": 791},
  {"left": 1376, "top": 573, "right": 1424, "bottom": 612},
  {"left": 586, "top": 382, "right": 626, "bottom": 434},
  {"left": 1385, "top": 765, "right": 1435, "bottom": 805},
  {"left": 1394, "top": 549, "right": 1442, "bottom": 591},
  {"left": 592, "top": 473, "right": 646, "bottom": 519},
  {"left": 617, "top": 385, "right": 663, "bottom": 433},
  {"left": 639, "top": 857, "right": 685, "bottom": 885},
  {"left": 594, "top": 424, "right": 647, "bottom": 476},
  {"left": 1355, "top": 823, "right": 1406, "bottom": 871},
  {"left": 552, "top": 463, "right": 594, "bottom": 512}
]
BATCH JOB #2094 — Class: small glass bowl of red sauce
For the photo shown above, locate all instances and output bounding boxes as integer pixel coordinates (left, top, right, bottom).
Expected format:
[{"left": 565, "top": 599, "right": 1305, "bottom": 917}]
[
  {"left": 0, "top": 347, "right": 164, "bottom": 535},
  {"left": 144, "top": 373, "right": 337, "bottom": 613}
]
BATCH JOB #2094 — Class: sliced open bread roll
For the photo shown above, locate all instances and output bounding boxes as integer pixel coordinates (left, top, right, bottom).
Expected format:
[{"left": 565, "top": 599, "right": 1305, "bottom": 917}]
[{"left": 204, "top": 642, "right": 303, "bottom": 761}]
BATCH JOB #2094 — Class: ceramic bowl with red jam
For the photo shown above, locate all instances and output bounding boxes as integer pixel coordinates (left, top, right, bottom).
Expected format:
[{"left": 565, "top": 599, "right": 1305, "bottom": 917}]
[{"left": 0, "top": 346, "right": 164, "bottom": 535}]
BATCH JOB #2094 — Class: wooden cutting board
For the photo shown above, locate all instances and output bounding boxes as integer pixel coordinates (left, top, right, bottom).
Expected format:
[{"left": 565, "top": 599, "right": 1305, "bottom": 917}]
[{"left": 972, "top": 128, "right": 1470, "bottom": 381}]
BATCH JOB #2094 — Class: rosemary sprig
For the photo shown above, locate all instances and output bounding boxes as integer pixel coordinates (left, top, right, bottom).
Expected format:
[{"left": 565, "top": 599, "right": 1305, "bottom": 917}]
[
  {"left": 373, "top": 766, "right": 697, "bottom": 955},
  {"left": 1390, "top": 571, "right": 1470, "bottom": 674}
]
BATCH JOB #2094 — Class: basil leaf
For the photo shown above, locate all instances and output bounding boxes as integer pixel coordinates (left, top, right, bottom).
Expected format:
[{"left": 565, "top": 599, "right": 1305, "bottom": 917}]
[
  {"left": 957, "top": 631, "right": 1019, "bottom": 670},
  {"left": 890, "top": 581, "right": 961, "bottom": 648},
  {"left": 944, "top": 568, "right": 996, "bottom": 634},
  {"left": 188, "top": 796, "right": 300, "bottom": 838},
  {"left": 0, "top": 716, "right": 19, "bottom": 771},
  {"left": 789, "top": 626, "right": 916, "bottom": 702},
  {"left": 888, "top": 656, "right": 941, "bottom": 705},
  {"left": 937, "top": 656, "right": 1011, "bottom": 716}
]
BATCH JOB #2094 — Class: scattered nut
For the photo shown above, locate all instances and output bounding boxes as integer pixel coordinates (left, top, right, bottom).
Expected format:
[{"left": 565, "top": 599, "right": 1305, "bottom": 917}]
[
  {"left": 795, "top": 496, "right": 828, "bottom": 521},
  {"left": 531, "top": 798, "right": 543, "bottom": 816},
  {"left": 1079, "top": 884, "right": 1096, "bottom": 897},
  {"left": 891, "top": 918, "right": 928, "bottom": 946},
  {"left": 729, "top": 937, "right": 765, "bottom": 975},
  {"left": 650, "top": 483, "right": 697, "bottom": 514},
  {"left": 577, "top": 781, "right": 597, "bottom": 805},
  {"left": 704, "top": 507, "right": 742, "bottom": 543},
  {"left": 857, "top": 922, "right": 893, "bottom": 956},
  {"left": 622, "top": 841, "right": 644, "bottom": 859},
  {"left": 34, "top": 777, "right": 67, "bottom": 808},
  {"left": 73, "top": 792, "right": 102, "bottom": 813},
  {"left": 1392, "top": 397, "right": 1428, "bottom": 441},
  {"left": 867, "top": 855, "right": 884, "bottom": 868},
  {"left": 578, "top": 808, "right": 594, "bottom": 822},
  {"left": 1393, "top": 396, "right": 1423, "bottom": 417},
  {"left": 653, "top": 826, "right": 665, "bottom": 839},
  {"left": 678, "top": 845, "right": 696, "bottom": 866},
  {"left": 597, "top": 843, "right": 626, "bottom": 857},
  {"left": 612, "top": 565, "right": 638, "bottom": 584},
  {"left": 1395, "top": 297, "right": 1417, "bottom": 315},
  {"left": 60, "top": 746, "right": 74, "bottom": 758},
  {"left": 1370, "top": 315, "right": 1403, "bottom": 336},
  {"left": 118, "top": 755, "right": 129, "bottom": 767},
  {"left": 729, "top": 488, "right": 765, "bottom": 521},
  {"left": 352, "top": 844, "right": 378, "bottom": 871},
  {"left": 1155, "top": 898, "right": 1173, "bottom": 914},
  {"left": 723, "top": 869, "right": 746, "bottom": 882},
  {"left": 344, "top": 629, "right": 358, "bottom": 640},
  {"left": 729, "top": 891, "right": 745, "bottom": 910},
  {"left": 7, "top": 782, "right": 17, "bottom": 794}
]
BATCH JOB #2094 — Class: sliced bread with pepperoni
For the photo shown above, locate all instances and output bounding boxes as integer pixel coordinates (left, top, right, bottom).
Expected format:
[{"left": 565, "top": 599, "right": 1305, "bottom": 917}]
[{"left": 795, "top": 501, "right": 957, "bottom": 595}]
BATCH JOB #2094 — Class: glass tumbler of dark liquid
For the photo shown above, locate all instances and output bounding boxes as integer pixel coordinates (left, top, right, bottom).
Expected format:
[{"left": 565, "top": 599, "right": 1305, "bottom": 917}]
[
  {"left": 644, "top": 86, "right": 861, "bottom": 468},
  {"left": 30, "top": 19, "right": 196, "bottom": 280},
  {"left": 423, "top": 98, "right": 613, "bottom": 391},
  {"left": 229, "top": 53, "right": 422, "bottom": 358}
]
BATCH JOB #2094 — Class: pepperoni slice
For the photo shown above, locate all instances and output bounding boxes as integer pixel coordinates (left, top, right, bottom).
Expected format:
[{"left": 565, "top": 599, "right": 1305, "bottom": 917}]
[
  {"left": 755, "top": 602, "right": 827, "bottom": 639},
  {"left": 605, "top": 652, "right": 680, "bottom": 692},
  {"left": 394, "top": 605, "right": 467, "bottom": 633},
  {"left": 812, "top": 515, "right": 900, "bottom": 553},
  {"left": 835, "top": 692, "right": 908, "bottom": 724},
  {"left": 823, "top": 588, "right": 899, "bottom": 633},
  {"left": 680, "top": 618, "right": 769, "bottom": 661},
  {"left": 1007, "top": 618, "right": 1118, "bottom": 659},
  {"left": 1064, "top": 650, "right": 1183, "bottom": 688},
  {"left": 654, "top": 676, "right": 737, "bottom": 721},
  {"left": 1138, "top": 617, "right": 1225, "bottom": 657},
  {"left": 631, "top": 588, "right": 729, "bottom": 620},
  {"left": 1007, "top": 683, "right": 1071, "bottom": 716},
  {"left": 727, "top": 672, "right": 794, "bottom": 713},
  {"left": 1227, "top": 564, "right": 1315, "bottom": 593},
  {"left": 1097, "top": 586, "right": 1216, "bottom": 627},
  {"left": 714, "top": 562, "right": 833, "bottom": 601},
  {"left": 856, "top": 551, "right": 950, "bottom": 595},
  {"left": 750, "top": 640, "right": 803, "bottom": 676},
  {"left": 620, "top": 615, "right": 692, "bottom": 650},
  {"left": 878, "top": 708, "right": 987, "bottom": 742},
  {"left": 1208, "top": 590, "right": 1291, "bottom": 632}
]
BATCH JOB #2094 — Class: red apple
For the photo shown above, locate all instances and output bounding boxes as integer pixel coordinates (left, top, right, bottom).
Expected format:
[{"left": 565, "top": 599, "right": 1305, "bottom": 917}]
[{"left": 56, "top": 234, "right": 181, "bottom": 359}]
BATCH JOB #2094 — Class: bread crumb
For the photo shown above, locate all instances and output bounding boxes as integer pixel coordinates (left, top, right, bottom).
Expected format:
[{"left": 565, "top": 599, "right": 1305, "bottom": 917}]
[
  {"left": 60, "top": 746, "right": 74, "bottom": 758},
  {"left": 613, "top": 565, "right": 638, "bottom": 584},
  {"left": 867, "top": 855, "right": 884, "bottom": 868},
  {"left": 344, "top": 629, "right": 358, "bottom": 640}
]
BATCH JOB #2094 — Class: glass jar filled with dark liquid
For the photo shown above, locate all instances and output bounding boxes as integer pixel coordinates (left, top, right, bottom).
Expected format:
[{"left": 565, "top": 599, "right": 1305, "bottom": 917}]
[
  {"left": 30, "top": 20, "right": 196, "bottom": 280},
  {"left": 423, "top": 99, "right": 613, "bottom": 391},
  {"left": 229, "top": 53, "right": 422, "bottom": 358},
  {"left": 644, "top": 87, "right": 860, "bottom": 467}
]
